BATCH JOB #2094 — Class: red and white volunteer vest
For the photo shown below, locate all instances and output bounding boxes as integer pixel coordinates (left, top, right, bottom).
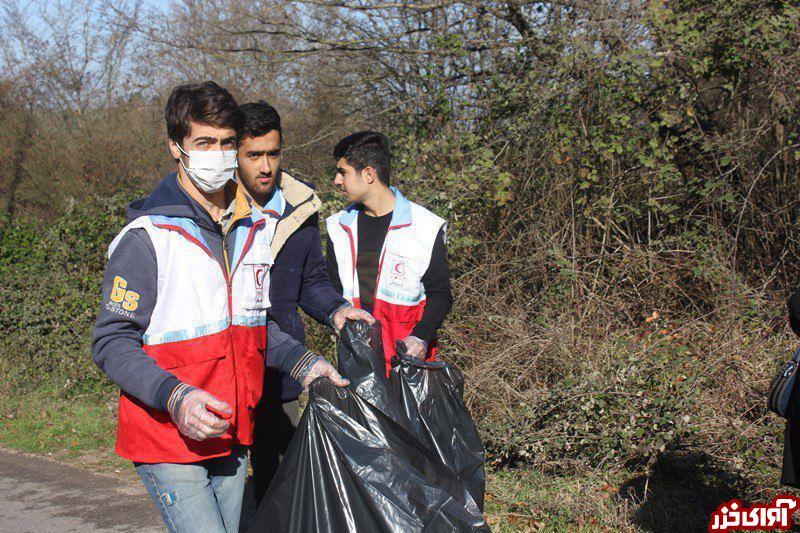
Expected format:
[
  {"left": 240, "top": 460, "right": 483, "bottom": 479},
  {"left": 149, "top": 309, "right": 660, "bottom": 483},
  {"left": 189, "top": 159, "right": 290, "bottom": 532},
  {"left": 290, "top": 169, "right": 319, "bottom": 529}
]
[
  {"left": 326, "top": 188, "right": 445, "bottom": 374},
  {"left": 108, "top": 209, "right": 277, "bottom": 463}
]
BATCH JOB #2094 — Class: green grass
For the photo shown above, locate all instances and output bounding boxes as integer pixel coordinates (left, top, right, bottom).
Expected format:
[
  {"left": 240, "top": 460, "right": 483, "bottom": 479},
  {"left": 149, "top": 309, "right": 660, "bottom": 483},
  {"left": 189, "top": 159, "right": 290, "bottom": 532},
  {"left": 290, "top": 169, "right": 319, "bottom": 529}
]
[
  {"left": 0, "top": 387, "right": 117, "bottom": 454},
  {"left": 484, "top": 466, "right": 635, "bottom": 532},
  {"left": 0, "top": 385, "right": 129, "bottom": 477}
]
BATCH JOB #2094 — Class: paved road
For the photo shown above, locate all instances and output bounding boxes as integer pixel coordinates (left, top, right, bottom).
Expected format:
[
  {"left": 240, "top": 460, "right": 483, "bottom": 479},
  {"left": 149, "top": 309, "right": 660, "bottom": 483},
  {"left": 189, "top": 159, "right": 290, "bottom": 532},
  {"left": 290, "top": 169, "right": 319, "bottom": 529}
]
[{"left": 0, "top": 447, "right": 162, "bottom": 532}]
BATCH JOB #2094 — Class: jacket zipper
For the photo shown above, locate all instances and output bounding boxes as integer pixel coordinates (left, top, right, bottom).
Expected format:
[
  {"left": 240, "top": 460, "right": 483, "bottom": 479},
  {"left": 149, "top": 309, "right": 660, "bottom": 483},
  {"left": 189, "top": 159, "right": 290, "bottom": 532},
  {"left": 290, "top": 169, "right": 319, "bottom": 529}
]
[
  {"left": 219, "top": 223, "right": 233, "bottom": 320},
  {"left": 218, "top": 223, "right": 236, "bottom": 432}
]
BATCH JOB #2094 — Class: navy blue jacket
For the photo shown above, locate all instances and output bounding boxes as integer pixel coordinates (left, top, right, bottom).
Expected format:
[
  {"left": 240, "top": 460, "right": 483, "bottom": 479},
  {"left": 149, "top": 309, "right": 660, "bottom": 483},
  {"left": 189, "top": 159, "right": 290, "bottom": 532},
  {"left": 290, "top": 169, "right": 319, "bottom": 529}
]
[{"left": 264, "top": 182, "right": 347, "bottom": 401}]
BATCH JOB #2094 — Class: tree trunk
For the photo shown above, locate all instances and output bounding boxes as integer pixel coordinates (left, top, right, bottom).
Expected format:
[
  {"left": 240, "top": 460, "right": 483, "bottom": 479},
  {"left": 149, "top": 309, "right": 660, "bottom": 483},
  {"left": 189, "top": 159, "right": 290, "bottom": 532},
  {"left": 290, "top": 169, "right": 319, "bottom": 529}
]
[{"left": 2, "top": 106, "right": 34, "bottom": 226}]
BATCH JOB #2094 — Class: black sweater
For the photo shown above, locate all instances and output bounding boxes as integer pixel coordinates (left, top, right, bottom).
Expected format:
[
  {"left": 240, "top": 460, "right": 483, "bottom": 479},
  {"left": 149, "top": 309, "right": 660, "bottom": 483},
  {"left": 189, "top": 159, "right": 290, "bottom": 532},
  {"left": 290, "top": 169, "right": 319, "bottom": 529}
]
[{"left": 326, "top": 210, "right": 452, "bottom": 343}]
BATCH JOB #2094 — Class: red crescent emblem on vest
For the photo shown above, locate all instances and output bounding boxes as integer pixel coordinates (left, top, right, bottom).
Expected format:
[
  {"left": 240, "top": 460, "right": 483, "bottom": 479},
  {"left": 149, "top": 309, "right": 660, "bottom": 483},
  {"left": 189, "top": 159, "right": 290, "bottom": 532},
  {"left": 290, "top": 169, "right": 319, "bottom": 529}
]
[
  {"left": 254, "top": 267, "right": 266, "bottom": 288},
  {"left": 393, "top": 261, "right": 405, "bottom": 275}
]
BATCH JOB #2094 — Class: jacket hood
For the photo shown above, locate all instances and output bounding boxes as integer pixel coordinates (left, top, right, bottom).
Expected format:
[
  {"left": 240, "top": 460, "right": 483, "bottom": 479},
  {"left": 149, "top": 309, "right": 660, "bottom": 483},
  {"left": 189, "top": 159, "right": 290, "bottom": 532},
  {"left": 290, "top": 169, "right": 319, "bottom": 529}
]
[
  {"left": 280, "top": 173, "right": 319, "bottom": 212},
  {"left": 126, "top": 172, "right": 218, "bottom": 231},
  {"left": 269, "top": 173, "right": 323, "bottom": 260}
]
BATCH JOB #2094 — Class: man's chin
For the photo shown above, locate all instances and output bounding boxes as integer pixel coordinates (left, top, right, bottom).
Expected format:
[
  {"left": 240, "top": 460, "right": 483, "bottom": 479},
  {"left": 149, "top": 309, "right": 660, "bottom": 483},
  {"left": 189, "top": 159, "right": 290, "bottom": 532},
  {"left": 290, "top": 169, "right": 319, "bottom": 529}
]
[
  {"left": 255, "top": 181, "right": 274, "bottom": 195},
  {"left": 240, "top": 181, "right": 274, "bottom": 204}
]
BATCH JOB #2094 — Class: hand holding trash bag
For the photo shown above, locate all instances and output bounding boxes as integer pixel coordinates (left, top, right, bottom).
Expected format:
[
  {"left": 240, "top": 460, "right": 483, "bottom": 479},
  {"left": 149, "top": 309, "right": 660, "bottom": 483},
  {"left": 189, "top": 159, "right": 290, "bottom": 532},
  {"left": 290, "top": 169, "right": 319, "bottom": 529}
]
[
  {"left": 168, "top": 386, "right": 232, "bottom": 441},
  {"left": 399, "top": 335, "right": 428, "bottom": 358},
  {"left": 331, "top": 306, "right": 375, "bottom": 332},
  {"left": 299, "top": 357, "right": 349, "bottom": 391}
]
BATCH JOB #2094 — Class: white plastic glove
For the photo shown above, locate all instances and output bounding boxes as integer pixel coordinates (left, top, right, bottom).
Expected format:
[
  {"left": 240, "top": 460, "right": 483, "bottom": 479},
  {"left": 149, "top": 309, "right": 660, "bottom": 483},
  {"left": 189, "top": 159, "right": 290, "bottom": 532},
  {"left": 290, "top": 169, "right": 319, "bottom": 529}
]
[
  {"left": 399, "top": 335, "right": 428, "bottom": 358},
  {"left": 330, "top": 305, "right": 375, "bottom": 332},
  {"left": 299, "top": 358, "right": 350, "bottom": 391},
  {"left": 168, "top": 386, "right": 232, "bottom": 441}
]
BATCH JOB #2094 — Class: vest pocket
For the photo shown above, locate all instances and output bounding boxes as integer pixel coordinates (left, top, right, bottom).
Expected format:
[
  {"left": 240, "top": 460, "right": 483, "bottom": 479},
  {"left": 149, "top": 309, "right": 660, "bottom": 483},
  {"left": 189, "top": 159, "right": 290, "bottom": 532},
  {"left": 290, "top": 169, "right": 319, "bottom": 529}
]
[
  {"left": 375, "top": 300, "right": 426, "bottom": 325},
  {"left": 241, "top": 261, "right": 271, "bottom": 309},
  {"left": 159, "top": 351, "right": 226, "bottom": 370},
  {"left": 378, "top": 251, "right": 426, "bottom": 304},
  {"left": 154, "top": 350, "right": 236, "bottom": 425}
]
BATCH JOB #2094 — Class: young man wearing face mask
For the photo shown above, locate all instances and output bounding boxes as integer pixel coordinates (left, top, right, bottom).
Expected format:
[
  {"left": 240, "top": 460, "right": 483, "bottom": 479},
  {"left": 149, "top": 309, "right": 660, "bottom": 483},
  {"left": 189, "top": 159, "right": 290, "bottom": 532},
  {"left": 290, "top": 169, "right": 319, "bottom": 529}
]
[
  {"left": 326, "top": 131, "right": 453, "bottom": 375},
  {"left": 91, "top": 82, "right": 348, "bottom": 533},
  {"left": 234, "top": 101, "right": 373, "bottom": 504}
]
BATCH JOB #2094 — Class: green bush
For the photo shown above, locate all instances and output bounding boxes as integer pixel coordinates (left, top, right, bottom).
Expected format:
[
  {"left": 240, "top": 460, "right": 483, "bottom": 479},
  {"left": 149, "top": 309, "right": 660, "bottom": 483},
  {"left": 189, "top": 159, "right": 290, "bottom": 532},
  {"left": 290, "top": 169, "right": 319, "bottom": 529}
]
[{"left": 0, "top": 194, "right": 131, "bottom": 394}]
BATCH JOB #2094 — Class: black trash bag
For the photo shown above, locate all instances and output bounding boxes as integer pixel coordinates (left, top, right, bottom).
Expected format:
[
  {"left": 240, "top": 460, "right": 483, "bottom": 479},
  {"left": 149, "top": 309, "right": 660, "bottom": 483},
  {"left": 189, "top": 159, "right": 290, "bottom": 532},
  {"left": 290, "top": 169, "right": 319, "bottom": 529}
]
[
  {"left": 389, "top": 346, "right": 486, "bottom": 511},
  {"left": 335, "top": 317, "right": 394, "bottom": 414},
  {"left": 335, "top": 320, "right": 486, "bottom": 511},
  {"left": 249, "top": 320, "right": 489, "bottom": 532},
  {"left": 248, "top": 377, "right": 489, "bottom": 532}
]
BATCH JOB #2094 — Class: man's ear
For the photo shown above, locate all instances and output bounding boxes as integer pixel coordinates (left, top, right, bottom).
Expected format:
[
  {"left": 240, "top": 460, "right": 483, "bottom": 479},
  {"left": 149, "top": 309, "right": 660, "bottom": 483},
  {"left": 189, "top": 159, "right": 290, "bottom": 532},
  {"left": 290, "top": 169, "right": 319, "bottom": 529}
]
[
  {"left": 362, "top": 166, "right": 377, "bottom": 185},
  {"left": 168, "top": 139, "right": 182, "bottom": 161}
]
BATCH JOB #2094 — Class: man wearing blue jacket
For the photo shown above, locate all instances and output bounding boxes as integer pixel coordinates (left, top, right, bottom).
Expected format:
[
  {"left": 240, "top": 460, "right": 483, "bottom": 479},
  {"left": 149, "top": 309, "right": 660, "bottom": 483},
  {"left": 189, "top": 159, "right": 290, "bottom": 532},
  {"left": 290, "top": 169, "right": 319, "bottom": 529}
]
[{"left": 234, "top": 101, "right": 372, "bottom": 504}]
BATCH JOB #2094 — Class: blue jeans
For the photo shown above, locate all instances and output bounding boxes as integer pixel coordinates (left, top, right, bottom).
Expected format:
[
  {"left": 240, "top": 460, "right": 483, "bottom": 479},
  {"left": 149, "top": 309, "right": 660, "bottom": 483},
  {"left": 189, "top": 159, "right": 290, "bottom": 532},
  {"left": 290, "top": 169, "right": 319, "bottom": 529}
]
[{"left": 135, "top": 445, "right": 247, "bottom": 533}]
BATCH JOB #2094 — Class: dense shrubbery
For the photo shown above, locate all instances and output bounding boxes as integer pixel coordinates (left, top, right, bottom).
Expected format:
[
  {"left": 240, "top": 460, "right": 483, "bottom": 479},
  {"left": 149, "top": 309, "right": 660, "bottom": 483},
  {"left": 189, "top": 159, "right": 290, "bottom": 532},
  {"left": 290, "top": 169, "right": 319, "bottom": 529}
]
[
  {"left": 0, "top": 195, "right": 129, "bottom": 393},
  {"left": 345, "top": 0, "right": 798, "bottom": 485}
]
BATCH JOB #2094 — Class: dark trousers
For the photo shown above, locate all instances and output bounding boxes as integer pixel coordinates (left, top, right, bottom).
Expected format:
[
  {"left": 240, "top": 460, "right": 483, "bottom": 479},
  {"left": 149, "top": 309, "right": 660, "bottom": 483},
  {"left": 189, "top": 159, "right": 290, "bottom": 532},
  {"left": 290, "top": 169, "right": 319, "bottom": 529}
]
[{"left": 250, "top": 397, "right": 301, "bottom": 505}]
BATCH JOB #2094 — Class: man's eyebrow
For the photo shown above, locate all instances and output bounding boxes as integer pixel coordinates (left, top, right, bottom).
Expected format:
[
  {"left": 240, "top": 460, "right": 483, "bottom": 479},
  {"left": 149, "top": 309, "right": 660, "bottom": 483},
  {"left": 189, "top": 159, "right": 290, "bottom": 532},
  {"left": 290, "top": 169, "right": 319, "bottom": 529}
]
[
  {"left": 247, "top": 150, "right": 266, "bottom": 157},
  {"left": 193, "top": 136, "right": 216, "bottom": 143},
  {"left": 336, "top": 167, "right": 347, "bottom": 173}
]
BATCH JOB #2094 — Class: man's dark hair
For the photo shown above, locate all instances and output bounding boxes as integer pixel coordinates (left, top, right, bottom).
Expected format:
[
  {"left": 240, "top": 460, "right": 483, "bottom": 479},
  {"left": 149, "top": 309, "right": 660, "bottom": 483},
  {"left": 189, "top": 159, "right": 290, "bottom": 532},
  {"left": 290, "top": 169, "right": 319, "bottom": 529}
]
[
  {"left": 238, "top": 101, "right": 282, "bottom": 142},
  {"left": 333, "top": 131, "right": 391, "bottom": 186},
  {"left": 165, "top": 81, "right": 242, "bottom": 144}
]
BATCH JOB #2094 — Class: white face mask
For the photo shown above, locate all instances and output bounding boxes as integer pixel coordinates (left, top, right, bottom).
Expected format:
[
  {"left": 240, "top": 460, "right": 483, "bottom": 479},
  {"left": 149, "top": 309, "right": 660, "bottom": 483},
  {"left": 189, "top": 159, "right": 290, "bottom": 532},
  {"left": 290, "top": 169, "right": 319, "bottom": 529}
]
[{"left": 176, "top": 143, "right": 237, "bottom": 193}]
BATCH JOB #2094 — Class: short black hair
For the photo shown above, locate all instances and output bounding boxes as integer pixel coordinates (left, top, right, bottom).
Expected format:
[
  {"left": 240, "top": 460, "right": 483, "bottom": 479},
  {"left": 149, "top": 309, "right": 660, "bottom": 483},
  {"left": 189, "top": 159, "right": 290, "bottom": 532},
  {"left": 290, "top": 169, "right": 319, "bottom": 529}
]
[
  {"left": 333, "top": 131, "right": 391, "bottom": 186},
  {"left": 238, "top": 101, "right": 282, "bottom": 142},
  {"left": 165, "top": 81, "right": 242, "bottom": 144}
]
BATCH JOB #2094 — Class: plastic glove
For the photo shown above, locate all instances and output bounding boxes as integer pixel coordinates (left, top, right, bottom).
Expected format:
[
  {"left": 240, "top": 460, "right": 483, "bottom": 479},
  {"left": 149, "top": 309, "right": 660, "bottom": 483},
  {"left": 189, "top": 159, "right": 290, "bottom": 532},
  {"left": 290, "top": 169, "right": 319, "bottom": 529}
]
[
  {"left": 300, "top": 358, "right": 350, "bottom": 391},
  {"left": 399, "top": 335, "right": 428, "bottom": 358},
  {"left": 170, "top": 387, "right": 232, "bottom": 441},
  {"left": 331, "top": 305, "right": 375, "bottom": 332}
]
